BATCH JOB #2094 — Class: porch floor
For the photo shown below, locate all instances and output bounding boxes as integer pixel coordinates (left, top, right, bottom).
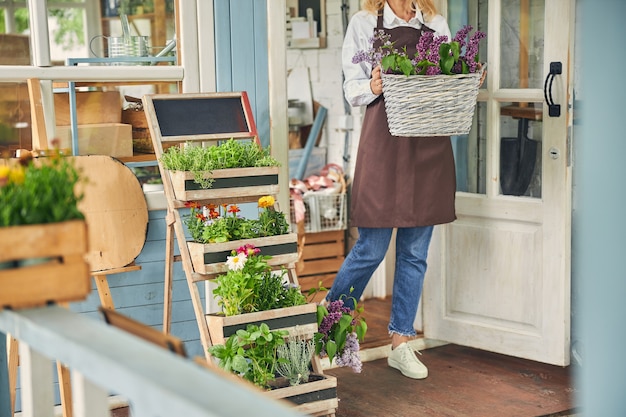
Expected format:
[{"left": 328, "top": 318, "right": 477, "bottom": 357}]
[
  {"left": 324, "top": 296, "right": 579, "bottom": 417},
  {"left": 111, "top": 297, "right": 579, "bottom": 417}
]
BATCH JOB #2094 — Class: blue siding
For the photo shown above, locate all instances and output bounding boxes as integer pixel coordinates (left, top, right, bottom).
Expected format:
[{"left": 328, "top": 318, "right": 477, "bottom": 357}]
[{"left": 214, "top": 0, "right": 270, "bottom": 148}]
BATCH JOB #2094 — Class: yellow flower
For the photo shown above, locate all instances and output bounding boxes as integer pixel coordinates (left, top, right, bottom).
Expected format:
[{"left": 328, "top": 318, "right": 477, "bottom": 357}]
[
  {"left": 258, "top": 195, "right": 275, "bottom": 209},
  {"left": 0, "top": 166, "right": 9, "bottom": 180},
  {"left": 8, "top": 167, "right": 25, "bottom": 185}
]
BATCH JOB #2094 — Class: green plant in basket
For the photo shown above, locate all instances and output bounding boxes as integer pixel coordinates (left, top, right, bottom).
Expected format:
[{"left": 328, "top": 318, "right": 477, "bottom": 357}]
[
  {"left": 0, "top": 148, "right": 85, "bottom": 227},
  {"left": 159, "top": 138, "right": 280, "bottom": 188}
]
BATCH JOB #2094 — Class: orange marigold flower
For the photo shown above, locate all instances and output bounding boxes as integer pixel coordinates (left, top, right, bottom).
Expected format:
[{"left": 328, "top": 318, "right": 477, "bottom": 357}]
[
  {"left": 206, "top": 203, "right": 218, "bottom": 210},
  {"left": 208, "top": 209, "right": 220, "bottom": 219},
  {"left": 185, "top": 201, "right": 200, "bottom": 209},
  {"left": 228, "top": 204, "right": 240, "bottom": 214}
]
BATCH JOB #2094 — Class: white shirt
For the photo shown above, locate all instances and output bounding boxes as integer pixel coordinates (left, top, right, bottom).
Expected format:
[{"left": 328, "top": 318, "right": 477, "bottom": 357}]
[{"left": 342, "top": 3, "right": 452, "bottom": 107}]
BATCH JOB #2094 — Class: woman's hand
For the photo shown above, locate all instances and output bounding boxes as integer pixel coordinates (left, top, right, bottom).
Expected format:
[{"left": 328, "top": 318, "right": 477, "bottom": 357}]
[{"left": 370, "top": 65, "right": 383, "bottom": 95}]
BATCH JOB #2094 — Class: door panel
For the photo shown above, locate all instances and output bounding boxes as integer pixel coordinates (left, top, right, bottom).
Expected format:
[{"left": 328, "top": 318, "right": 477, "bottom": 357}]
[{"left": 424, "top": 0, "right": 573, "bottom": 366}]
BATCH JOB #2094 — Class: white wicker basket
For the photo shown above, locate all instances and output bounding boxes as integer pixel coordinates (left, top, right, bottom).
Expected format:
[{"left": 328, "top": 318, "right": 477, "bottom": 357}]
[{"left": 381, "top": 70, "right": 482, "bottom": 137}]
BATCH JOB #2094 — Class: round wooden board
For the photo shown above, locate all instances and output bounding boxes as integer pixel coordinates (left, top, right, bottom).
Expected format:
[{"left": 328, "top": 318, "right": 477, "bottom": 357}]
[{"left": 73, "top": 155, "right": 149, "bottom": 272}]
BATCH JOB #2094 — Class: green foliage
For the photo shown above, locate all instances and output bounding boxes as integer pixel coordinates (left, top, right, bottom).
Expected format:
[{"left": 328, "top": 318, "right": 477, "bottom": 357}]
[
  {"left": 160, "top": 139, "right": 280, "bottom": 189},
  {"left": 208, "top": 323, "right": 289, "bottom": 389},
  {"left": 275, "top": 335, "right": 315, "bottom": 386},
  {"left": 184, "top": 197, "right": 290, "bottom": 244},
  {"left": 212, "top": 247, "right": 306, "bottom": 316},
  {"left": 49, "top": 8, "right": 85, "bottom": 51},
  {"left": 0, "top": 153, "right": 85, "bottom": 227}
]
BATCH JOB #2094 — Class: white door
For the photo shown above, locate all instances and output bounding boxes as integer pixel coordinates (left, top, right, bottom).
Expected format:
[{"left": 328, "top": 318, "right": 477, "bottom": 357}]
[{"left": 423, "top": 0, "right": 574, "bottom": 366}]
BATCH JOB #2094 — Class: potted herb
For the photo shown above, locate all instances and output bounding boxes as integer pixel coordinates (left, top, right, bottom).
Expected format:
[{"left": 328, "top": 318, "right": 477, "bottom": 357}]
[
  {"left": 0, "top": 148, "right": 91, "bottom": 309},
  {"left": 185, "top": 196, "right": 298, "bottom": 275},
  {"left": 209, "top": 324, "right": 338, "bottom": 414},
  {"left": 353, "top": 25, "right": 486, "bottom": 137},
  {"left": 205, "top": 245, "right": 316, "bottom": 346},
  {"left": 159, "top": 139, "right": 281, "bottom": 201}
]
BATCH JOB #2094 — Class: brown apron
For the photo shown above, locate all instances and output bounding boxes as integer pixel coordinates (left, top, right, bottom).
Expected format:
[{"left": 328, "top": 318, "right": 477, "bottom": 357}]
[{"left": 349, "top": 12, "right": 456, "bottom": 228}]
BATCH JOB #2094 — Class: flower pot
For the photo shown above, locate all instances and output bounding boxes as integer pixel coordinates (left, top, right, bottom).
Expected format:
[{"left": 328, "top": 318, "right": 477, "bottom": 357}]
[
  {"left": 381, "top": 71, "right": 482, "bottom": 137},
  {"left": 168, "top": 166, "right": 280, "bottom": 202},
  {"left": 187, "top": 233, "right": 299, "bottom": 275},
  {"left": 0, "top": 220, "right": 91, "bottom": 309},
  {"left": 265, "top": 373, "right": 338, "bottom": 415},
  {"left": 206, "top": 302, "right": 318, "bottom": 346}
]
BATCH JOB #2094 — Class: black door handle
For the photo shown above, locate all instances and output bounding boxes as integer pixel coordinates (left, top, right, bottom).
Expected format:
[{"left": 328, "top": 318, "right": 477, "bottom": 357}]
[{"left": 544, "top": 62, "right": 562, "bottom": 117}]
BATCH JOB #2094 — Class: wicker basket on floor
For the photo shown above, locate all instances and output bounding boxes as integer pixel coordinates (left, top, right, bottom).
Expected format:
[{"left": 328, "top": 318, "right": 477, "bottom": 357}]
[{"left": 381, "top": 70, "right": 482, "bottom": 137}]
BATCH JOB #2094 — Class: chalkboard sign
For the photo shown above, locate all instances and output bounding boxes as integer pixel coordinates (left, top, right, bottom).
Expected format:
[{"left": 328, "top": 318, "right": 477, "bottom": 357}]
[{"left": 142, "top": 92, "right": 258, "bottom": 143}]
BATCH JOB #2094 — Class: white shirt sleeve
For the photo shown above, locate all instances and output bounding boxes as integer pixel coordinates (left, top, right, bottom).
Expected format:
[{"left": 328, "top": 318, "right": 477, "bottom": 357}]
[{"left": 342, "top": 11, "right": 379, "bottom": 108}]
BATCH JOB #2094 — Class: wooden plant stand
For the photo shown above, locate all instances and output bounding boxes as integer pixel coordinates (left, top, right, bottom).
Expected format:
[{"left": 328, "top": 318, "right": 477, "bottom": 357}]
[{"left": 143, "top": 92, "right": 336, "bottom": 416}]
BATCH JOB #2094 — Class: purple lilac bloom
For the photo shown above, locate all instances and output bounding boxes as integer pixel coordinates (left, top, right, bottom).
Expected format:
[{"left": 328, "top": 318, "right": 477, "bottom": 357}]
[
  {"left": 335, "top": 333, "right": 362, "bottom": 373},
  {"left": 453, "top": 25, "right": 472, "bottom": 50},
  {"left": 415, "top": 31, "right": 434, "bottom": 62},
  {"left": 464, "top": 30, "right": 486, "bottom": 72}
]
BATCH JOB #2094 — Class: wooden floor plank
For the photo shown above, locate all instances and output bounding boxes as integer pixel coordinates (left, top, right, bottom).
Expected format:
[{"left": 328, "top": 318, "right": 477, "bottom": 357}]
[{"left": 326, "top": 343, "right": 577, "bottom": 417}]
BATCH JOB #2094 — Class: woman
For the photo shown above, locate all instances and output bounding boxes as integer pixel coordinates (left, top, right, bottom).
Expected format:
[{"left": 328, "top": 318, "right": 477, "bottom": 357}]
[{"left": 325, "top": 0, "right": 453, "bottom": 380}]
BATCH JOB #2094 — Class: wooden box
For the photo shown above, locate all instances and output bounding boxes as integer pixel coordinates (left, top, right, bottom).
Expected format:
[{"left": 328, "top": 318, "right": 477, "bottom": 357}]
[
  {"left": 55, "top": 123, "right": 133, "bottom": 158},
  {"left": 0, "top": 220, "right": 91, "bottom": 309},
  {"left": 0, "top": 34, "right": 30, "bottom": 65},
  {"left": 54, "top": 91, "right": 122, "bottom": 125},
  {"left": 187, "top": 233, "right": 299, "bottom": 275},
  {"left": 168, "top": 167, "right": 280, "bottom": 202},
  {"left": 266, "top": 373, "right": 339, "bottom": 416},
  {"left": 205, "top": 302, "right": 318, "bottom": 346},
  {"left": 297, "top": 230, "right": 345, "bottom": 302}
]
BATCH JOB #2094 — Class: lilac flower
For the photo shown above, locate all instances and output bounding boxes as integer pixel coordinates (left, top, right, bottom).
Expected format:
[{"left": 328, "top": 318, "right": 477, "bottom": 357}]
[{"left": 335, "top": 333, "right": 362, "bottom": 373}]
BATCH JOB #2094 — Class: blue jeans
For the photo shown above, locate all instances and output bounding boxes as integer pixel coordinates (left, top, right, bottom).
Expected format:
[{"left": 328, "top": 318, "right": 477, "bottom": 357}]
[{"left": 326, "top": 226, "right": 434, "bottom": 337}]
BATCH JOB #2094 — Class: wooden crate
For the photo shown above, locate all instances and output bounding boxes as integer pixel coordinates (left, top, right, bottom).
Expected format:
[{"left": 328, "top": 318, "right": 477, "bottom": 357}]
[
  {"left": 298, "top": 230, "right": 345, "bottom": 302},
  {"left": 0, "top": 220, "right": 91, "bottom": 309},
  {"left": 265, "top": 373, "right": 338, "bottom": 416},
  {"left": 187, "top": 233, "right": 299, "bottom": 275},
  {"left": 168, "top": 167, "right": 279, "bottom": 202},
  {"left": 205, "top": 302, "right": 318, "bottom": 346}
]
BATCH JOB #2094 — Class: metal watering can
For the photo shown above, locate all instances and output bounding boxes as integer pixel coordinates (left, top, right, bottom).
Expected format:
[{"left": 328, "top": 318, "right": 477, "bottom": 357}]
[{"left": 89, "top": 14, "right": 149, "bottom": 65}]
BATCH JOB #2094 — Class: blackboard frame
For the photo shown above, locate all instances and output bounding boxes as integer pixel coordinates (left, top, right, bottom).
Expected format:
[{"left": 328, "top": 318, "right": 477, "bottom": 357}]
[{"left": 142, "top": 91, "right": 259, "bottom": 146}]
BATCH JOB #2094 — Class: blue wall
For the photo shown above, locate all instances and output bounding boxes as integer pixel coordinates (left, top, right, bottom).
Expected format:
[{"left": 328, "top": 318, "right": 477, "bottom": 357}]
[{"left": 214, "top": 0, "right": 270, "bottom": 148}]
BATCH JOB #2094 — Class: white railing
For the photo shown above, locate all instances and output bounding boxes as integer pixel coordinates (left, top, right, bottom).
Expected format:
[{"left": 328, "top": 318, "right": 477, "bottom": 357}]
[{"left": 0, "top": 306, "right": 304, "bottom": 417}]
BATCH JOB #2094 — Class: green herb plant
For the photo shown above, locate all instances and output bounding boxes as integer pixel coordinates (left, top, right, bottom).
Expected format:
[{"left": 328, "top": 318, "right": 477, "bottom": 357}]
[
  {"left": 212, "top": 245, "right": 306, "bottom": 316},
  {"left": 275, "top": 334, "right": 315, "bottom": 386},
  {"left": 208, "top": 323, "right": 289, "bottom": 389},
  {"left": 159, "top": 139, "right": 280, "bottom": 188}
]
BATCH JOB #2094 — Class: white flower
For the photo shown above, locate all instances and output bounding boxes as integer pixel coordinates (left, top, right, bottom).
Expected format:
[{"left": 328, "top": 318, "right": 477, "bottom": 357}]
[{"left": 226, "top": 253, "right": 247, "bottom": 271}]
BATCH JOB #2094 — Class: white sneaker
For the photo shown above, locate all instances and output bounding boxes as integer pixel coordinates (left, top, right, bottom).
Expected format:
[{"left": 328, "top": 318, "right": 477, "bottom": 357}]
[{"left": 387, "top": 342, "right": 428, "bottom": 379}]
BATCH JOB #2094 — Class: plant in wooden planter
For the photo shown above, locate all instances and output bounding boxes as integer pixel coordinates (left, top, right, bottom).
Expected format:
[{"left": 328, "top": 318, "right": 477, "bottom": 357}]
[
  {"left": 212, "top": 245, "right": 306, "bottom": 316},
  {"left": 0, "top": 148, "right": 90, "bottom": 308},
  {"left": 206, "top": 245, "right": 317, "bottom": 346},
  {"left": 275, "top": 334, "right": 315, "bottom": 386},
  {"left": 209, "top": 323, "right": 338, "bottom": 415},
  {"left": 185, "top": 196, "right": 289, "bottom": 243},
  {"left": 159, "top": 139, "right": 281, "bottom": 201},
  {"left": 185, "top": 196, "right": 298, "bottom": 275}
]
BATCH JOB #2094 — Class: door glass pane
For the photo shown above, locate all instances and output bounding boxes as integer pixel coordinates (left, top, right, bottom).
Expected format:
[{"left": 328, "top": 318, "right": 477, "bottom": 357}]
[
  {"left": 448, "top": 0, "right": 487, "bottom": 195},
  {"left": 500, "top": 0, "right": 545, "bottom": 89},
  {"left": 453, "top": 103, "right": 487, "bottom": 194},
  {"left": 499, "top": 102, "right": 542, "bottom": 197}
]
